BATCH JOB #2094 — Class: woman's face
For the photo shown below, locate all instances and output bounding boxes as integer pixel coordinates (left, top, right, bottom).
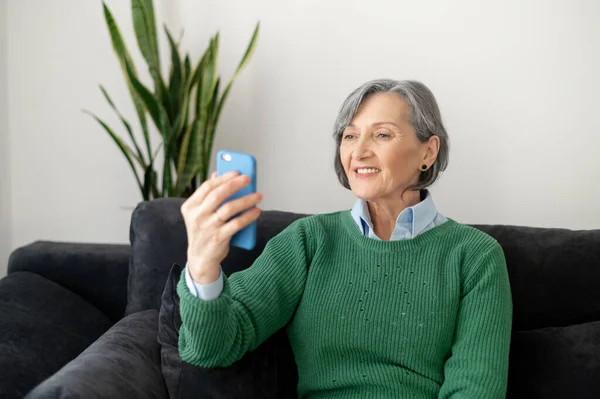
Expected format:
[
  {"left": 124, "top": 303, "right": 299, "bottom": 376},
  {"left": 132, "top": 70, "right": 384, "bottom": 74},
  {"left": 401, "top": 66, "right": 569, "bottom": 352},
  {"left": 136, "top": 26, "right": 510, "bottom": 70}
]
[{"left": 340, "top": 92, "right": 430, "bottom": 203}]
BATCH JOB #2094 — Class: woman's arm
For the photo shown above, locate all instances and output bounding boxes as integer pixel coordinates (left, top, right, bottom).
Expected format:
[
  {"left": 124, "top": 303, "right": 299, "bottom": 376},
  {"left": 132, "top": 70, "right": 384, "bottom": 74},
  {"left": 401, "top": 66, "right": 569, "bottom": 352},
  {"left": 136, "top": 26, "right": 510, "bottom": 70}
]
[
  {"left": 177, "top": 218, "right": 317, "bottom": 368},
  {"left": 438, "top": 243, "right": 513, "bottom": 399}
]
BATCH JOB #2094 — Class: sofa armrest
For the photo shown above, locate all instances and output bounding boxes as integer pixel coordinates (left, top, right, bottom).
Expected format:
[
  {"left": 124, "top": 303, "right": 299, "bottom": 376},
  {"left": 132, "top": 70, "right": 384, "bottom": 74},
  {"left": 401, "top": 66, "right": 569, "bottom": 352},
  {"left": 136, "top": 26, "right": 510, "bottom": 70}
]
[
  {"left": 8, "top": 240, "right": 131, "bottom": 322},
  {"left": 25, "top": 309, "right": 168, "bottom": 399}
]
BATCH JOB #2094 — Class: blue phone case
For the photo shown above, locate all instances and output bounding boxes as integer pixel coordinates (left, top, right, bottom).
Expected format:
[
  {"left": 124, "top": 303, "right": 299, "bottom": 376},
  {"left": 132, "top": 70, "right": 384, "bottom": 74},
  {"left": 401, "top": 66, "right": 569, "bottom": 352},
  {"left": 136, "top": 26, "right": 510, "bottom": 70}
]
[{"left": 216, "top": 150, "right": 257, "bottom": 251}]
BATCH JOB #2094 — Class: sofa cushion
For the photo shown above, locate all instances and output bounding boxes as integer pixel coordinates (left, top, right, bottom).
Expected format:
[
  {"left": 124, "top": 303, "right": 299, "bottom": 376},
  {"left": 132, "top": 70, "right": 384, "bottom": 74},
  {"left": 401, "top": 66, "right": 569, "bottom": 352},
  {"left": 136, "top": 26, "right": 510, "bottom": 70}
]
[
  {"left": 471, "top": 224, "right": 600, "bottom": 330},
  {"left": 7, "top": 241, "right": 131, "bottom": 323},
  {"left": 507, "top": 320, "right": 600, "bottom": 398},
  {"left": 0, "top": 272, "right": 112, "bottom": 399},
  {"left": 25, "top": 309, "right": 167, "bottom": 399},
  {"left": 157, "top": 264, "right": 298, "bottom": 399},
  {"left": 125, "top": 197, "right": 308, "bottom": 315}
]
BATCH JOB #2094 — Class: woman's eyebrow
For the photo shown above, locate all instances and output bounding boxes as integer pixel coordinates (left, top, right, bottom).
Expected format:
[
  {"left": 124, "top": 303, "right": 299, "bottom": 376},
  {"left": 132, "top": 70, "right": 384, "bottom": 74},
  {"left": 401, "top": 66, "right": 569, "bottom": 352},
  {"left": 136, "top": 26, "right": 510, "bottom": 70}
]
[
  {"left": 371, "top": 121, "right": 400, "bottom": 128},
  {"left": 346, "top": 121, "right": 400, "bottom": 128}
]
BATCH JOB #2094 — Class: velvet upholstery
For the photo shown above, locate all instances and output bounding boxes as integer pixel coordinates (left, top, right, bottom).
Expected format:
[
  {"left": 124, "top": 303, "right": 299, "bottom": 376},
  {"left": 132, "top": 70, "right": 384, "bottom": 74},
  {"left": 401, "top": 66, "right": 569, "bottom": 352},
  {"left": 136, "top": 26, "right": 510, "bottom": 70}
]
[
  {"left": 468, "top": 223, "right": 600, "bottom": 330},
  {"left": 26, "top": 309, "right": 168, "bottom": 399},
  {"left": 157, "top": 263, "right": 297, "bottom": 399},
  {"left": 506, "top": 320, "right": 600, "bottom": 398},
  {"left": 0, "top": 272, "right": 113, "bottom": 399},
  {"left": 8, "top": 240, "right": 131, "bottom": 322},
  {"left": 133, "top": 199, "right": 600, "bottom": 398},
  {"left": 125, "top": 197, "right": 308, "bottom": 315},
  {"left": 2, "top": 197, "right": 600, "bottom": 398}
]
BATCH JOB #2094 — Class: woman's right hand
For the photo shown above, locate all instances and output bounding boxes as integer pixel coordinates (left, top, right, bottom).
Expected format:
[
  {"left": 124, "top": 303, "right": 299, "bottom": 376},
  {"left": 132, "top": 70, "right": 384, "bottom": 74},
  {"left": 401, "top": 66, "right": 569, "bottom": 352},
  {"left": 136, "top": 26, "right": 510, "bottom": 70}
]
[{"left": 180, "top": 171, "right": 263, "bottom": 284}]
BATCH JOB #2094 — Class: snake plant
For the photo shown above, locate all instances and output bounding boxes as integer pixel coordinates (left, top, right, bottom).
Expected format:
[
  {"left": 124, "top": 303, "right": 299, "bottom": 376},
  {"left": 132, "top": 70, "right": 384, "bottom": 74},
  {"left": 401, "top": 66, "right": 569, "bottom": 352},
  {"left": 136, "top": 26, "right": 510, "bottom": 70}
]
[{"left": 85, "top": 0, "right": 259, "bottom": 200}]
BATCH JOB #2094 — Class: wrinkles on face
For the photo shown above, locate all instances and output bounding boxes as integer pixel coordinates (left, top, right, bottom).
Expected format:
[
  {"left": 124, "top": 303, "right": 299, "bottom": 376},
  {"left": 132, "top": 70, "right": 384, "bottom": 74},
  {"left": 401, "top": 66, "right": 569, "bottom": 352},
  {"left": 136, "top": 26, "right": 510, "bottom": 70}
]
[{"left": 340, "top": 93, "right": 424, "bottom": 204}]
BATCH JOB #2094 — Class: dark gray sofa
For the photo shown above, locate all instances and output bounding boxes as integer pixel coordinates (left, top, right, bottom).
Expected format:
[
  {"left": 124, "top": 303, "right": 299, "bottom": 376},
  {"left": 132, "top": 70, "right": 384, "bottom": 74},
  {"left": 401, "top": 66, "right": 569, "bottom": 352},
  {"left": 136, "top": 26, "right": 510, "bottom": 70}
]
[{"left": 1, "top": 198, "right": 599, "bottom": 398}]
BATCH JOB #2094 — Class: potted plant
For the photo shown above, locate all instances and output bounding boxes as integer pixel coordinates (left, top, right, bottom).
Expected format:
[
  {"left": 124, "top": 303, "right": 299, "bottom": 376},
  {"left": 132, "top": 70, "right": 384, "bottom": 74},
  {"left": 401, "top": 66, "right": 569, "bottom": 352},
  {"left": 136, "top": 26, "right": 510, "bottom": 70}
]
[{"left": 85, "top": 0, "right": 259, "bottom": 200}]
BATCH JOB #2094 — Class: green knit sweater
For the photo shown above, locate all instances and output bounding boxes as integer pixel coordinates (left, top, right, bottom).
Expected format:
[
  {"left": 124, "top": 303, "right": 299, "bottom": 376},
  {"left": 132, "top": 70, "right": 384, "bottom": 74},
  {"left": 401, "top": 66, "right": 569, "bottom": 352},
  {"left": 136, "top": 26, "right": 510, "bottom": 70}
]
[{"left": 177, "top": 211, "right": 513, "bottom": 398}]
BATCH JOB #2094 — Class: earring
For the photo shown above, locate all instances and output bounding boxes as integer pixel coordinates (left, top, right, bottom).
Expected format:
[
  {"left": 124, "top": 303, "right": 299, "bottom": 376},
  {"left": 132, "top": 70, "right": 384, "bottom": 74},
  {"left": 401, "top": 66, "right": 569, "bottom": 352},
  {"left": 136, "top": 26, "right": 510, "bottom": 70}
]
[{"left": 421, "top": 164, "right": 428, "bottom": 171}]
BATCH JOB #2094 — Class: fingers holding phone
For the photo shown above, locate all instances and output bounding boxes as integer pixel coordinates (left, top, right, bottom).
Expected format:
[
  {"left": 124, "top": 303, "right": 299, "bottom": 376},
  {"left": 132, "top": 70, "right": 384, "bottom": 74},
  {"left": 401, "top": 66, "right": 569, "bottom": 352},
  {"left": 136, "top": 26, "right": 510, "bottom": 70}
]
[
  {"left": 202, "top": 174, "right": 253, "bottom": 216},
  {"left": 215, "top": 151, "right": 258, "bottom": 251},
  {"left": 180, "top": 151, "right": 260, "bottom": 284},
  {"left": 216, "top": 191, "right": 262, "bottom": 235}
]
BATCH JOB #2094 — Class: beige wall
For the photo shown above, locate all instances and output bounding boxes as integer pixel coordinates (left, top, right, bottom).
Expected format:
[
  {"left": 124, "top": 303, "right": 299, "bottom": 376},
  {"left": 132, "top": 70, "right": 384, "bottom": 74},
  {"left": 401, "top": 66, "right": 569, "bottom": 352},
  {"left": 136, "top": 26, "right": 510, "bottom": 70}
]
[
  {"left": 4, "top": 0, "right": 600, "bottom": 265},
  {"left": 0, "top": 0, "right": 10, "bottom": 276}
]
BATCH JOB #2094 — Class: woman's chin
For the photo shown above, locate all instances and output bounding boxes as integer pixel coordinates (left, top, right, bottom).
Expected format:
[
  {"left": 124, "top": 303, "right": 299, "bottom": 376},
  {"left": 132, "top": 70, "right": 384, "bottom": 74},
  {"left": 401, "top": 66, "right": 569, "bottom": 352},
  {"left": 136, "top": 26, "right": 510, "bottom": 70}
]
[{"left": 350, "top": 187, "right": 379, "bottom": 201}]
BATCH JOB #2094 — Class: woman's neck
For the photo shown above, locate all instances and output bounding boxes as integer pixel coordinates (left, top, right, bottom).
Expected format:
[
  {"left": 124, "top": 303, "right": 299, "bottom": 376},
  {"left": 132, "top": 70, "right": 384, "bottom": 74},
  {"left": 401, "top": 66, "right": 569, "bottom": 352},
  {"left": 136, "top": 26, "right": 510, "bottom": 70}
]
[{"left": 367, "top": 190, "right": 422, "bottom": 241}]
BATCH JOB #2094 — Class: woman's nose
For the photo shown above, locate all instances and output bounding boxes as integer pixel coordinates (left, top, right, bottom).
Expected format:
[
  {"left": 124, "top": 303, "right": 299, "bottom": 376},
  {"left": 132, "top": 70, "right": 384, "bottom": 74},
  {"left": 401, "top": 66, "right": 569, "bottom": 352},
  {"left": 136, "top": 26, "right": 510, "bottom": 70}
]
[{"left": 352, "top": 137, "right": 372, "bottom": 160}]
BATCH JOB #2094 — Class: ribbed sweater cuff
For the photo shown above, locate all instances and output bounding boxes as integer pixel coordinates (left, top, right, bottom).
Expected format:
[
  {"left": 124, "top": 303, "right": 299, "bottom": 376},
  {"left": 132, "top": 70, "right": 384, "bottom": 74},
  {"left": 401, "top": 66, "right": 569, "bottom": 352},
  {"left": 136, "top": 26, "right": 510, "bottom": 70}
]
[{"left": 177, "top": 270, "right": 232, "bottom": 315}]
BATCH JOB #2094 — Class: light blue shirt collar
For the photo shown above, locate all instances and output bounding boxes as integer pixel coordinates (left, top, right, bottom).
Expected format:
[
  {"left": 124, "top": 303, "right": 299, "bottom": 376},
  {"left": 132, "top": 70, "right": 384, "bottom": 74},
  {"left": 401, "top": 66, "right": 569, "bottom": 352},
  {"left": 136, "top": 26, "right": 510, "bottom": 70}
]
[{"left": 350, "top": 189, "right": 439, "bottom": 240}]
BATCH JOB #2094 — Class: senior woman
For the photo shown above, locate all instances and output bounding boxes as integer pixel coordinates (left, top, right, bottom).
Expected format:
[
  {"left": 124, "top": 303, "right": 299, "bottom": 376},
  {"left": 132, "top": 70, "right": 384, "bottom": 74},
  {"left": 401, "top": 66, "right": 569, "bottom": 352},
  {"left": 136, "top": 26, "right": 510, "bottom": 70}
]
[{"left": 178, "top": 79, "right": 513, "bottom": 398}]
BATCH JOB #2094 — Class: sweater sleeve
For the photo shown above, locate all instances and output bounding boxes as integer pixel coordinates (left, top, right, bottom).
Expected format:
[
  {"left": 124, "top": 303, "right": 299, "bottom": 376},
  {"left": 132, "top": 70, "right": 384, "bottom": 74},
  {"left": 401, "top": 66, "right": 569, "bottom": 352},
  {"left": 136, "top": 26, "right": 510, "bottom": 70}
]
[
  {"left": 438, "top": 243, "right": 513, "bottom": 399},
  {"left": 184, "top": 263, "right": 224, "bottom": 300},
  {"left": 176, "top": 218, "right": 316, "bottom": 368}
]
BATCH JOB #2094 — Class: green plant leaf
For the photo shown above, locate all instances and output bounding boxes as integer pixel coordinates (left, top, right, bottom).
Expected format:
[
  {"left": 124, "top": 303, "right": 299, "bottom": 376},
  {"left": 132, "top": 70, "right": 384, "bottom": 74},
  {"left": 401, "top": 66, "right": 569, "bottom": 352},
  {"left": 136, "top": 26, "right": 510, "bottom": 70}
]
[
  {"left": 131, "top": 0, "right": 171, "bottom": 119},
  {"left": 175, "top": 110, "right": 209, "bottom": 196},
  {"left": 191, "top": 40, "right": 214, "bottom": 121},
  {"left": 175, "top": 122, "right": 194, "bottom": 178},
  {"left": 208, "top": 78, "right": 220, "bottom": 121},
  {"left": 83, "top": 110, "right": 144, "bottom": 195},
  {"left": 151, "top": 142, "right": 163, "bottom": 163},
  {"left": 233, "top": 22, "right": 260, "bottom": 78},
  {"left": 203, "top": 77, "right": 220, "bottom": 178},
  {"left": 194, "top": 41, "right": 214, "bottom": 117},
  {"left": 211, "top": 22, "right": 260, "bottom": 129},
  {"left": 101, "top": 3, "right": 259, "bottom": 200},
  {"left": 165, "top": 26, "right": 183, "bottom": 120},
  {"left": 190, "top": 36, "right": 220, "bottom": 183},
  {"left": 131, "top": 0, "right": 160, "bottom": 82},
  {"left": 205, "top": 23, "right": 260, "bottom": 172},
  {"left": 171, "top": 102, "right": 189, "bottom": 146},
  {"left": 140, "top": 0, "right": 159, "bottom": 53},
  {"left": 210, "top": 80, "right": 233, "bottom": 138},
  {"left": 191, "top": 35, "right": 217, "bottom": 146},
  {"left": 102, "top": 1, "right": 152, "bottom": 165},
  {"left": 203, "top": 34, "right": 219, "bottom": 106},
  {"left": 190, "top": 45, "right": 211, "bottom": 87},
  {"left": 124, "top": 59, "right": 170, "bottom": 139},
  {"left": 169, "top": 48, "right": 205, "bottom": 181},
  {"left": 184, "top": 55, "right": 191, "bottom": 82},
  {"left": 144, "top": 163, "right": 159, "bottom": 200},
  {"left": 163, "top": 157, "right": 173, "bottom": 197},
  {"left": 99, "top": 85, "right": 147, "bottom": 167}
]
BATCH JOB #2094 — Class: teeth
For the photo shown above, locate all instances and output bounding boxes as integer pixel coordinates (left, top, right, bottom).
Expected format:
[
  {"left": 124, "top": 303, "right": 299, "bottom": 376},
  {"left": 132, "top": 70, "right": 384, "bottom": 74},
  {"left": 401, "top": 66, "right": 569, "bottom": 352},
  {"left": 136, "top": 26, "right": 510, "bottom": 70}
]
[{"left": 356, "top": 168, "right": 380, "bottom": 174}]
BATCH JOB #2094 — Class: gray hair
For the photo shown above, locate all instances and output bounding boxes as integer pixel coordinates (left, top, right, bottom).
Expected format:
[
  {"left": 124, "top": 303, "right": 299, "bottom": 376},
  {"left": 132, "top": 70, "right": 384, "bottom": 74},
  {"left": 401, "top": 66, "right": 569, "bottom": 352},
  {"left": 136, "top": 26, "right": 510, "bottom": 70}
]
[{"left": 333, "top": 79, "right": 450, "bottom": 195}]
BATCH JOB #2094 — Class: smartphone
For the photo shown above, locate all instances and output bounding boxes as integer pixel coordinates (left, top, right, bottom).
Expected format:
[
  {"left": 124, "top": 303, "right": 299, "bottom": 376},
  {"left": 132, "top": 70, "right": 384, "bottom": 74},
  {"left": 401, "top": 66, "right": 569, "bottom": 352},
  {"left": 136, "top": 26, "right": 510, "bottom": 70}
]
[{"left": 216, "top": 150, "right": 257, "bottom": 250}]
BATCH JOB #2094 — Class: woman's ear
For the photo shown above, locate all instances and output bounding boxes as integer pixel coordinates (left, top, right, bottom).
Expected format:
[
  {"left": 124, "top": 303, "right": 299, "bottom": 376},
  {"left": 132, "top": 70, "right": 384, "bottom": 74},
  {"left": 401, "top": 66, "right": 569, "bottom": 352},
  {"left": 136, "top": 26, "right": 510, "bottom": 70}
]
[{"left": 424, "top": 135, "right": 440, "bottom": 164}]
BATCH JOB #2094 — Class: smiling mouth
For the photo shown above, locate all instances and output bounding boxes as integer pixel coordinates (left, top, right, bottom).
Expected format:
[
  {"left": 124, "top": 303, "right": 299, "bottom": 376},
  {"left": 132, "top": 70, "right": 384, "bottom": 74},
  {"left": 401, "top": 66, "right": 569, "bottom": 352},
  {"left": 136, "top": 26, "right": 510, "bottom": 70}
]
[{"left": 355, "top": 168, "right": 381, "bottom": 175}]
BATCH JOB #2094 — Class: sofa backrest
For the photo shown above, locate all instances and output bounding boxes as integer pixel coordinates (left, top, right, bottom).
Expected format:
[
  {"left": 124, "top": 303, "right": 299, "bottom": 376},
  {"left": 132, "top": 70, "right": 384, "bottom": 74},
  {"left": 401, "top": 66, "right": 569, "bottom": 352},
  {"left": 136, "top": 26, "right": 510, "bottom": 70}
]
[
  {"left": 127, "top": 198, "right": 600, "bottom": 397},
  {"left": 125, "top": 198, "right": 308, "bottom": 316},
  {"left": 126, "top": 197, "right": 600, "bottom": 330},
  {"left": 470, "top": 222, "right": 600, "bottom": 331}
]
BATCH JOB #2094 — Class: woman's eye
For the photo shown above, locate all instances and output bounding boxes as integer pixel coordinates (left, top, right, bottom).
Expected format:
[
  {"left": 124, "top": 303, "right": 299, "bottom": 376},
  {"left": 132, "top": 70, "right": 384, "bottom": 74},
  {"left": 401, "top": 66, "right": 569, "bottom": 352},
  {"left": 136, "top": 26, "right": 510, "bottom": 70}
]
[
  {"left": 343, "top": 134, "right": 355, "bottom": 140},
  {"left": 377, "top": 133, "right": 390, "bottom": 139}
]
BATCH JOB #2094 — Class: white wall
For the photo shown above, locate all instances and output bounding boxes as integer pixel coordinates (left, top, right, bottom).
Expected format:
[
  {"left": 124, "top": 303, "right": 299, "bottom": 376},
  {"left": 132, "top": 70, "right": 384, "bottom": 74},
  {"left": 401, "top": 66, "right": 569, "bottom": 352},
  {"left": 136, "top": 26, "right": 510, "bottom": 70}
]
[
  {"left": 4, "top": 0, "right": 600, "bottom": 268},
  {"left": 0, "top": 0, "right": 10, "bottom": 276}
]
